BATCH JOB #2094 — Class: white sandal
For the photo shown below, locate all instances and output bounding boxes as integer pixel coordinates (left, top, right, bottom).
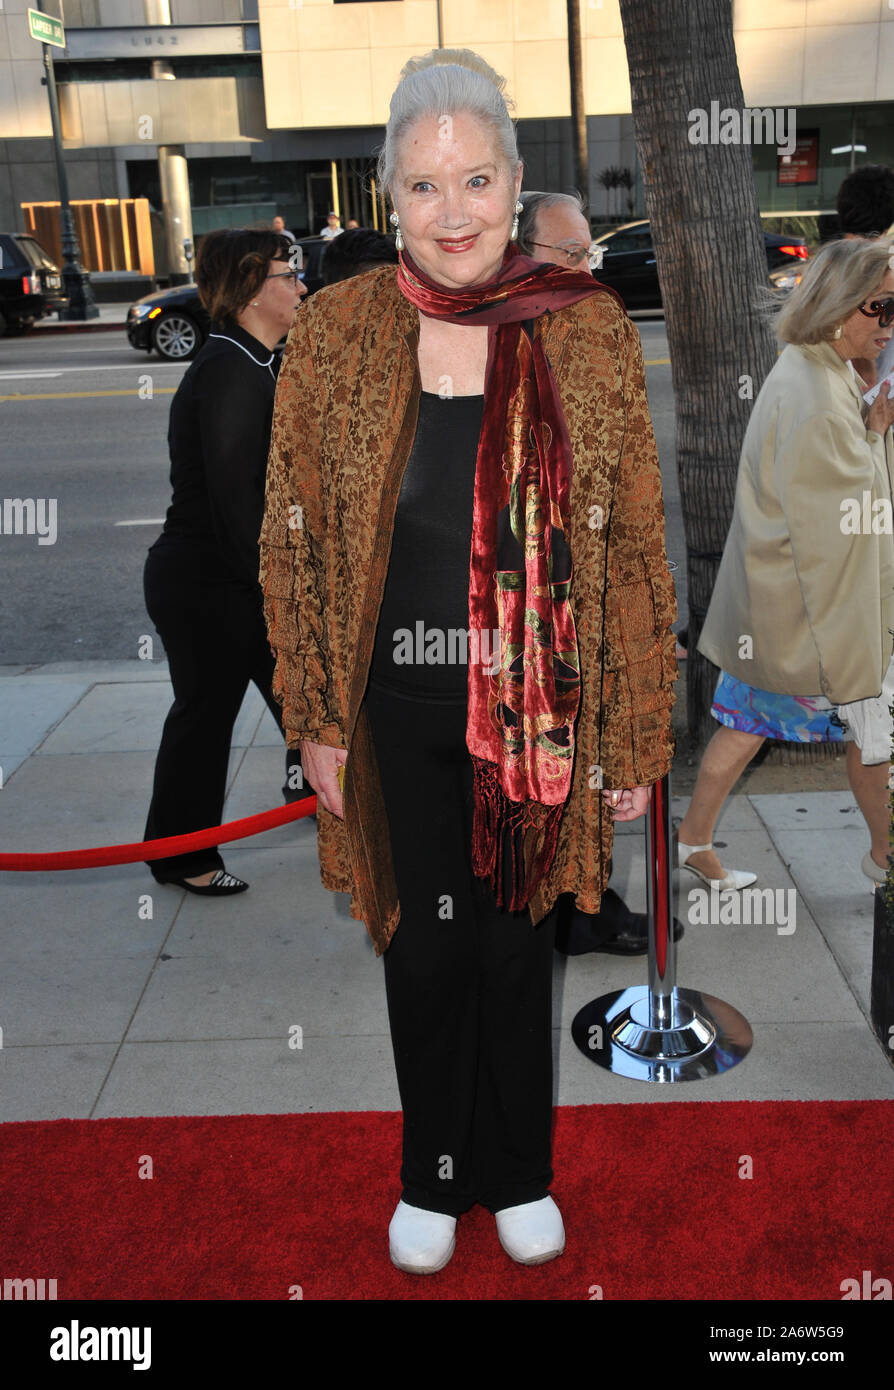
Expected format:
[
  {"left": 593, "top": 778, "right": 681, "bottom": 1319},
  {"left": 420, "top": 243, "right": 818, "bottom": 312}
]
[
  {"left": 677, "top": 840, "right": 757, "bottom": 892},
  {"left": 862, "top": 851, "right": 887, "bottom": 885}
]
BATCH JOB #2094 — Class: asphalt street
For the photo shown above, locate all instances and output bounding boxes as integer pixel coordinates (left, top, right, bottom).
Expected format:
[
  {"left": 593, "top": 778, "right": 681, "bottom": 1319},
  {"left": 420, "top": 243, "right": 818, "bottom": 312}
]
[{"left": 0, "top": 315, "right": 682, "bottom": 666}]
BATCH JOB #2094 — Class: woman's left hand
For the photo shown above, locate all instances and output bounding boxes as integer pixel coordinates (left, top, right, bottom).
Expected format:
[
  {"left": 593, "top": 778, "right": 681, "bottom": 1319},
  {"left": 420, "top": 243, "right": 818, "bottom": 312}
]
[{"left": 602, "top": 785, "right": 653, "bottom": 821}]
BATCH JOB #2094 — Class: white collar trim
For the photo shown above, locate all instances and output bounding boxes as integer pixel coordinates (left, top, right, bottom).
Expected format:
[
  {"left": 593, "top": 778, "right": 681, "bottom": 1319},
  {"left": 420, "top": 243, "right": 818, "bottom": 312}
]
[{"left": 208, "top": 332, "right": 276, "bottom": 370}]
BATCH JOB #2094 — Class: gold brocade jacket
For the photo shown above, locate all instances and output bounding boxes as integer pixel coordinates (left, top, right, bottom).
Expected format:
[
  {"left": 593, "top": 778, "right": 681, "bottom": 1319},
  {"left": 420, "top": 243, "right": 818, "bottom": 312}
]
[{"left": 259, "top": 265, "right": 678, "bottom": 955}]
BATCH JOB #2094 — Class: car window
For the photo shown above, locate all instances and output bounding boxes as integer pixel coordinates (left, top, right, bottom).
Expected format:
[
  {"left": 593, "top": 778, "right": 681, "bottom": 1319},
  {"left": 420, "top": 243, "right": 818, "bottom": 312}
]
[
  {"left": 0, "top": 234, "right": 25, "bottom": 269},
  {"left": 605, "top": 231, "right": 651, "bottom": 254},
  {"left": 16, "top": 237, "right": 58, "bottom": 271}
]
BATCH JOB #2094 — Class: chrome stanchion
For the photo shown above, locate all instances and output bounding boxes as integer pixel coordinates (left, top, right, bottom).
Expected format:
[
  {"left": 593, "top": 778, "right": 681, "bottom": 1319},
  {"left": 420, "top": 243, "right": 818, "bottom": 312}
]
[{"left": 571, "top": 772, "right": 752, "bottom": 1082}]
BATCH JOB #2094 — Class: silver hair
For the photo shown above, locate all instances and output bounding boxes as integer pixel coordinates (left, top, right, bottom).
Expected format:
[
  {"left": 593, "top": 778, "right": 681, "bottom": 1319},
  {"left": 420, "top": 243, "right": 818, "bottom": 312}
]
[
  {"left": 375, "top": 48, "right": 521, "bottom": 204},
  {"left": 517, "top": 191, "right": 586, "bottom": 256}
]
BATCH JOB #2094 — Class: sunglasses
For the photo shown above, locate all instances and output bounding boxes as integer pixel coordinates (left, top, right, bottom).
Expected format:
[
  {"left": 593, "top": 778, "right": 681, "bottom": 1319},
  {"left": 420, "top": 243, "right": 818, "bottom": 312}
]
[{"left": 858, "top": 296, "right": 894, "bottom": 328}]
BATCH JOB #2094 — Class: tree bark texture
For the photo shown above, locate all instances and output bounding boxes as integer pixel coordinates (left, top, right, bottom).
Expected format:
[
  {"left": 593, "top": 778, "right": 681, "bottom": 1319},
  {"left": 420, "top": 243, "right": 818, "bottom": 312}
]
[{"left": 617, "top": 0, "right": 777, "bottom": 744}]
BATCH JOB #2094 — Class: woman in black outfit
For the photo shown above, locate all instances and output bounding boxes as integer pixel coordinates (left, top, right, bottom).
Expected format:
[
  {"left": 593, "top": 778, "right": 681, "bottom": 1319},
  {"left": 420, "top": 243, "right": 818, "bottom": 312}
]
[{"left": 144, "top": 228, "right": 309, "bottom": 896}]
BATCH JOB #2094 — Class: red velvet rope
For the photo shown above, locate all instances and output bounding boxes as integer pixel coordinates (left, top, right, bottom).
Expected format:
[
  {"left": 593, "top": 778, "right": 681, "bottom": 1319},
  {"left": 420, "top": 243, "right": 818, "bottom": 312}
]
[{"left": 0, "top": 796, "right": 318, "bottom": 872}]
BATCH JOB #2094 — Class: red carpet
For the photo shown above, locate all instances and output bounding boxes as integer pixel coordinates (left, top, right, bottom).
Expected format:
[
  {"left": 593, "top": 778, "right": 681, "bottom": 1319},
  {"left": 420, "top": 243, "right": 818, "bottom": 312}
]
[{"left": 1, "top": 1100, "right": 891, "bottom": 1300}]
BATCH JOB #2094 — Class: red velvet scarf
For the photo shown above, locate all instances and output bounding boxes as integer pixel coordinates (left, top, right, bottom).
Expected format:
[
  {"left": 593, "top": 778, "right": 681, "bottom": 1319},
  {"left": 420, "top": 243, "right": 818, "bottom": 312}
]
[{"left": 396, "top": 240, "right": 622, "bottom": 909}]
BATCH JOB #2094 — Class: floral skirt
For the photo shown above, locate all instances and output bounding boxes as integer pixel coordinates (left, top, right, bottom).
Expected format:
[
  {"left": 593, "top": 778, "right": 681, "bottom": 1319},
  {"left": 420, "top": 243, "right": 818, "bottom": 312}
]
[{"left": 710, "top": 671, "right": 846, "bottom": 743}]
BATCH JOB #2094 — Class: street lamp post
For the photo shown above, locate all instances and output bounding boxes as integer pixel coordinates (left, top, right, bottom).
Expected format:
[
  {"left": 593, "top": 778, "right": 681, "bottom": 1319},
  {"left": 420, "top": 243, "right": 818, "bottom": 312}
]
[{"left": 35, "top": 8, "right": 98, "bottom": 320}]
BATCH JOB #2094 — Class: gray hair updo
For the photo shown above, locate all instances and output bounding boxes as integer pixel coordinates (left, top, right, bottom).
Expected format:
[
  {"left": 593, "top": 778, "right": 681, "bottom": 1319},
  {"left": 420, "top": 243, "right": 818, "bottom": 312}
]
[{"left": 375, "top": 48, "right": 521, "bottom": 204}]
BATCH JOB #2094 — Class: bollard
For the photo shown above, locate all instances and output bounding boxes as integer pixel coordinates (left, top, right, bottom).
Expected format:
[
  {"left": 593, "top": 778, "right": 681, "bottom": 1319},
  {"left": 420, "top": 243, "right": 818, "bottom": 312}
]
[{"left": 571, "top": 772, "right": 753, "bottom": 1082}]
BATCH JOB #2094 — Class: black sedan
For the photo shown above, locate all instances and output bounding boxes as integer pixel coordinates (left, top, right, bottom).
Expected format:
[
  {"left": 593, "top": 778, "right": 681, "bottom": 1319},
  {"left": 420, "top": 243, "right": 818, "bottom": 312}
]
[
  {"left": 126, "top": 236, "right": 329, "bottom": 361},
  {"left": 590, "top": 220, "right": 808, "bottom": 310}
]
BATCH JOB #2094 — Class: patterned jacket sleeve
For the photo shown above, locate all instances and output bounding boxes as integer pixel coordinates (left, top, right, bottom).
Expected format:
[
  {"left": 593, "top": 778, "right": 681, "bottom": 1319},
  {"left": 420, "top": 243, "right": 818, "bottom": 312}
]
[
  {"left": 259, "top": 307, "right": 344, "bottom": 749},
  {"left": 600, "top": 312, "right": 678, "bottom": 787}
]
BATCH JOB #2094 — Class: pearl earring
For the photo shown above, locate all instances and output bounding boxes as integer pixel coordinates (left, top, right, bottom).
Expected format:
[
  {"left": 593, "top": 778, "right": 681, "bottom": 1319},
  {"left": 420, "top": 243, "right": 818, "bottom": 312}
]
[
  {"left": 510, "top": 200, "right": 523, "bottom": 242},
  {"left": 390, "top": 211, "right": 403, "bottom": 251},
  {"left": 833, "top": 324, "right": 843, "bottom": 339}
]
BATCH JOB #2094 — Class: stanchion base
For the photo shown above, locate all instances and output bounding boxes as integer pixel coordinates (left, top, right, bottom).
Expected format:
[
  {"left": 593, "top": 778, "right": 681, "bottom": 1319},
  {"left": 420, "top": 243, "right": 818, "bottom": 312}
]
[{"left": 572, "top": 987, "right": 753, "bottom": 1083}]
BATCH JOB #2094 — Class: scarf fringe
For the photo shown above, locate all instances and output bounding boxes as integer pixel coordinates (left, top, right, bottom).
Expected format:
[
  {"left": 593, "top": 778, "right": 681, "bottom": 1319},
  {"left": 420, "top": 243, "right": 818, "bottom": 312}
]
[{"left": 470, "top": 756, "right": 564, "bottom": 912}]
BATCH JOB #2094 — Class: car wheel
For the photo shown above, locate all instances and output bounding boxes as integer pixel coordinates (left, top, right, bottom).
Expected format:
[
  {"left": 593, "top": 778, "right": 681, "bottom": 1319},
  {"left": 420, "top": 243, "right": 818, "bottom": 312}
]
[{"left": 152, "top": 312, "right": 202, "bottom": 360}]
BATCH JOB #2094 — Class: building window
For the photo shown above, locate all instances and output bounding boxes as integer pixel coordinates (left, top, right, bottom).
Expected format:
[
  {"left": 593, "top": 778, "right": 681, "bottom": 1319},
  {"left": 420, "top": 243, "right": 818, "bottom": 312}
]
[{"left": 54, "top": 56, "right": 263, "bottom": 83}]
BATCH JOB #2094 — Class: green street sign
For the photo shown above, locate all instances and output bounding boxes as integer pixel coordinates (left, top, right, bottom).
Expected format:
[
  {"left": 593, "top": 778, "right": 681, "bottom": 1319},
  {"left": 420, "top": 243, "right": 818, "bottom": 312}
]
[{"left": 27, "top": 8, "right": 65, "bottom": 49}]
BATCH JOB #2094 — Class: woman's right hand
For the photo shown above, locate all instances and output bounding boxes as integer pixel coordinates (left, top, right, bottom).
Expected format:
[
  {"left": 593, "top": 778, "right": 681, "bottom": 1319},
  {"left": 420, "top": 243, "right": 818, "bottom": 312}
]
[
  {"left": 299, "top": 740, "right": 347, "bottom": 819},
  {"left": 868, "top": 379, "right": 894, "bottom": 438}
]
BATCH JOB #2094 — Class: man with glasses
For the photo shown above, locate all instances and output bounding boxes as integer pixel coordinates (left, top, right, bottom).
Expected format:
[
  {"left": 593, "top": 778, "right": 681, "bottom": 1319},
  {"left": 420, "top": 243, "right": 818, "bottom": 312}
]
[
  {"left": 517, "top": 191, "right": 603, "bottom": 273},
  {"left": 517, "top": 189, "right": 684, "bottom": 961}
]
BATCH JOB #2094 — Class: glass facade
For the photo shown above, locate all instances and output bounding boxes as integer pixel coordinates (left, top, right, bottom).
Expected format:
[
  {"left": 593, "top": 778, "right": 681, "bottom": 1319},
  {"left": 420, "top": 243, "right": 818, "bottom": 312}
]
[
  {"left": 751, "top": 103, "right": 894, "bottom": 217},
  {"left": 55, "top": 56, "right": 262, "bottom": 82}
]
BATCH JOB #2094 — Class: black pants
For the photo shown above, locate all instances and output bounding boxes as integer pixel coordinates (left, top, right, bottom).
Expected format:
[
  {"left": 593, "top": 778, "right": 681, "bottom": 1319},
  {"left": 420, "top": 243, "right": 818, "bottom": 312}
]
[
  {"left": 143, "top": 547, "right": 305, "bottom": 881},
  {"left": 364, "top": 679, "right": 557, "bottom": 1217}
]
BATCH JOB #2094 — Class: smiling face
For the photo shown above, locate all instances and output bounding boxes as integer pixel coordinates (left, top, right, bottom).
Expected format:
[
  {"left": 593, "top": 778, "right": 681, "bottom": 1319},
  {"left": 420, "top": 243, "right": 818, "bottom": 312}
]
[
  {"left": 836, "top": 267, "right": 894, "bottom": 362},
  {"left": 391, "top": 109, "right": 523, "bottom": 289}
]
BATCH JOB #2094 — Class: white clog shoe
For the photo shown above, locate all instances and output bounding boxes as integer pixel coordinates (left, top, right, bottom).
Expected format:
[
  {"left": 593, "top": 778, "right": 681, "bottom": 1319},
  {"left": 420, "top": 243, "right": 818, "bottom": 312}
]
[
  {"left": 495, "top": 1195, "right": 565, "bottom": 1265},
  {"left": 388, "top": 1200, "right": 456, "bottom": 1274}
]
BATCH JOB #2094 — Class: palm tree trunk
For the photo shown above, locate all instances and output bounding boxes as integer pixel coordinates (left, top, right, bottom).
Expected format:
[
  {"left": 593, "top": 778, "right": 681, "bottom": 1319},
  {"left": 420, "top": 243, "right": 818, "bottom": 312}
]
[
  {"left": 617, "top": 0, "right": 777, "bottom": 745},
  {"left": 567, "top": 0, "right": 589, "bottom": 212}
]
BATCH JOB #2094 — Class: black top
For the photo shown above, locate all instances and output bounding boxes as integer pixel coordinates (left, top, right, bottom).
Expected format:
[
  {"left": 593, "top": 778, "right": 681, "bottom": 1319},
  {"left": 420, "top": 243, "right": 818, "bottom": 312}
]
[
  {"left": 148, "top": 319, "right": 279, "bottom": 587},
  {"left": 369, "top": 389, "right": 485, "bottom": 701}
]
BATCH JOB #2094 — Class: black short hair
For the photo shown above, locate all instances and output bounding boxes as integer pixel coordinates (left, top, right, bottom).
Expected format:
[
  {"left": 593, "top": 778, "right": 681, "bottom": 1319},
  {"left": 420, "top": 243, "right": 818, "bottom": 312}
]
[
  {"left": 321, "top": 227, "right": 398, "bottom": 286},
  {"left": 836, "top": 164, "right": 894, "bottom": 237},
  {"left": 195, "top": 227, "right": 294, "bottom": 321}
]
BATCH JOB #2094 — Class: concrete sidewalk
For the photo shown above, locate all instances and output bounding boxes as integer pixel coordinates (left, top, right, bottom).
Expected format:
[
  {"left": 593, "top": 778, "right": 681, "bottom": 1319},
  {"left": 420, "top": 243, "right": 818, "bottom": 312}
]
[
  {"left": 31, "top": 303, "right": 131, "bottom": 333},
  {"left": 0, "top": 659, "right": 891, "bottom": 1123}
]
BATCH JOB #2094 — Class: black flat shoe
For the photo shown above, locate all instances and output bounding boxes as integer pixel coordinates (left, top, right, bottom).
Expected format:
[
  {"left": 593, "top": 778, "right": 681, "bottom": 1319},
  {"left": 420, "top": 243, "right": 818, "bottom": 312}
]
[
  {"left": 157, "top": 870, "right": 249, "bottom": 896},
  {"left": 592, "top": 912, "right": 684, "bottom": 955},
  {"left": 555, "top": 888, "right": 684, "bottom": 956}
]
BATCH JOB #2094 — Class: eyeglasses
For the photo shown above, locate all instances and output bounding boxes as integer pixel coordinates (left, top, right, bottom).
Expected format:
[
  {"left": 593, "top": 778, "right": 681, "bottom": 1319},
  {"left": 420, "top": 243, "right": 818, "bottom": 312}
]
[
  {"left": 529, "top": 241, "right": 604, "bottom": 271},
  {"left": 267, "top": 267, "right": 303, "bottom": 288},
  {"left": 858, "top": 296, "right": 894, "bottom": 328}
]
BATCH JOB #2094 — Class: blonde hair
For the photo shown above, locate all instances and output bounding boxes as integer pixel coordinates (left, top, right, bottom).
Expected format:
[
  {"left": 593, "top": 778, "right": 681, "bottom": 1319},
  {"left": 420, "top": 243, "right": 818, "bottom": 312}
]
[
  {"left": 375, "top": 48, "right": 521, "bottom": 205},
  {"left": 774, "top": 236, "right": 894, "bottom": 345}
]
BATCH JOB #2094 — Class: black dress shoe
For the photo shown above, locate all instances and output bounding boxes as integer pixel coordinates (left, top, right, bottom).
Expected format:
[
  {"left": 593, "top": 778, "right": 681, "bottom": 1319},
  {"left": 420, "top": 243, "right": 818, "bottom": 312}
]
[
  {"left": 593, "top": 911, "right": 684, "bottom": 955},
  {"left": 555, "top": 888, "right": 683, "bottom": 956},
  {"left": 156, "top": 870, "right": 249, "bottom": 896}
]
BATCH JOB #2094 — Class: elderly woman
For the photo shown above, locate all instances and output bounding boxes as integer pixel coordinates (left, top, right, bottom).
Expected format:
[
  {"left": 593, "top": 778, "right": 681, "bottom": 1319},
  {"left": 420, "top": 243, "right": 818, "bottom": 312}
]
[
  {"left": 259, "top": 49, "right": 677, "bottom": 1273},
  {"left": 684, "top": 237, "right": 894, "bottom": 891}
]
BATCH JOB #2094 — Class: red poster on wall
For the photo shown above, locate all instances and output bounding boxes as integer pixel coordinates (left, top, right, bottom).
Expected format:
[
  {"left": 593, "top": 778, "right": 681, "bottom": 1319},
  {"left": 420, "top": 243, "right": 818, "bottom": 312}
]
[{"left": 778, "top": 130, "right": 819, "bottom": 186}]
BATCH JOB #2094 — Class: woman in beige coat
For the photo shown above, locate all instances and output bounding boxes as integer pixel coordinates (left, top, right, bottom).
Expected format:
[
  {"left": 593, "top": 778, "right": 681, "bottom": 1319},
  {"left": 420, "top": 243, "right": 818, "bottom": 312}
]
[{"left": 682, "top": 237, "right": 894, "bottom": 891}]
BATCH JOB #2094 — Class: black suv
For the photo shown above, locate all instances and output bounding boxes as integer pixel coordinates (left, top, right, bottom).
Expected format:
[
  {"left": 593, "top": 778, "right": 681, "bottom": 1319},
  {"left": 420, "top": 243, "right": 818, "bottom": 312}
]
[
  {"left": 126, "top": 236, "right": 330, "bottom": 361},
  {"left": 0, "top": 234, "right": 67, "bottom": 335}
]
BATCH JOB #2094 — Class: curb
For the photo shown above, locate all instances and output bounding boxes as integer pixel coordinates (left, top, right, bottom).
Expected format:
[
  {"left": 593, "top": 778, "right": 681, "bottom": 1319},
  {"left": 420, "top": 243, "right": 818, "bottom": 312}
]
[{"left": 31, "top": 321, "right": 126, "bottom": 336}]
